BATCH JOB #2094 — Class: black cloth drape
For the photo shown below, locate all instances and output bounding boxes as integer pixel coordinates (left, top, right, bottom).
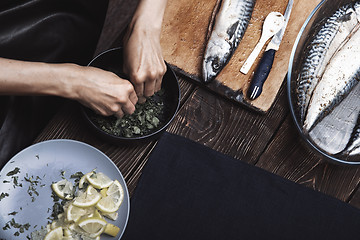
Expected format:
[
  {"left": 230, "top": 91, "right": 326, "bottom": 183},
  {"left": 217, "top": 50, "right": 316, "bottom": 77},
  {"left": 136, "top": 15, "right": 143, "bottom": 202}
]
[{"left": 123, "top": 132, "right": 360, "bottom": 240}]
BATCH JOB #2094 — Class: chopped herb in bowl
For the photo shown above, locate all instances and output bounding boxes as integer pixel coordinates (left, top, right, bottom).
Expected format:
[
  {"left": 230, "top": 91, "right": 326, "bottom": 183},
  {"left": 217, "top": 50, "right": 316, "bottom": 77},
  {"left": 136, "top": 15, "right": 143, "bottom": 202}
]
[{"left": 90, "top": 89, "right": 167, "bottom": 138}]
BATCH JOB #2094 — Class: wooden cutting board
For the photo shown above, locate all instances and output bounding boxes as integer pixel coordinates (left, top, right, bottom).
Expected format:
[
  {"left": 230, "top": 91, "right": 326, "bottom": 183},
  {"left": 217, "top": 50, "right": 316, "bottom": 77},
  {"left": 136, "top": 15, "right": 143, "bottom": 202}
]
[{"left": 160, "top": 0, "right": 321, "bottom": 113}]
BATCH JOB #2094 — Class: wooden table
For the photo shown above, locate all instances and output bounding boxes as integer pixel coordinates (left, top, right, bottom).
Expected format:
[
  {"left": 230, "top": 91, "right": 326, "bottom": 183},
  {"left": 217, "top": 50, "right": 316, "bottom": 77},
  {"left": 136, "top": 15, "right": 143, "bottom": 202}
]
[{"left": 35, "top": 1, "right": 360, "bottom": 214}]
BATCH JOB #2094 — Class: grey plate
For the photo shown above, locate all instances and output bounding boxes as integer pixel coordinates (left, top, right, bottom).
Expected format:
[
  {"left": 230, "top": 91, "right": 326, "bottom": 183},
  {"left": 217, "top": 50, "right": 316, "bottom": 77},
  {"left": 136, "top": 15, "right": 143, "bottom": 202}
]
[{"left": 0, "top": 139, "right": 130, "bottom": 240}]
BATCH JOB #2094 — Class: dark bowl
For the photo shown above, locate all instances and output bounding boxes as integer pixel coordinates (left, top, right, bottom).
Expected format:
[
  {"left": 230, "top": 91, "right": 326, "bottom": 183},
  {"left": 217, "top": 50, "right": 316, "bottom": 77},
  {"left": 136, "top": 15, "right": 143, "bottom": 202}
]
[
  {"left": 81, "top": 47, "right": 181, "bottom": 144},
  {"left": 287, "top": 0, "right": 360, "bottom": 165}
]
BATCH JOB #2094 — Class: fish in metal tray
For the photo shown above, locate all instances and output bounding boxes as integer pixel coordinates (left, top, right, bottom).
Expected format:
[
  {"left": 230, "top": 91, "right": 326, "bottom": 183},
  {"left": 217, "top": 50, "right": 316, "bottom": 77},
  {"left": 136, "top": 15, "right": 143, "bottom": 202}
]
[
  {"left": 202, "top": 0, "right": 256, "bottom": 83},
  {"left": 296, "top": 3, "right": 360, "bottom": 123},
  {"left": 304, "top": 25, "right": 360, "bottom": 131},
  {"left": 342, "top": 114, "right": 360, "bottom": 156},
  {"left": 309, "top": 81, "right": 360, "bottom": 155}
]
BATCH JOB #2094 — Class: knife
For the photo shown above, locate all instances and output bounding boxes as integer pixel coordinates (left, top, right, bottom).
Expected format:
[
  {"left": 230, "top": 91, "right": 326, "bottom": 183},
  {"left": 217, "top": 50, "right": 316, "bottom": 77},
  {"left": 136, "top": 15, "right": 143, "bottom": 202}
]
[{"left": 247, "top": 0, "right": 294, "bottom": 100}]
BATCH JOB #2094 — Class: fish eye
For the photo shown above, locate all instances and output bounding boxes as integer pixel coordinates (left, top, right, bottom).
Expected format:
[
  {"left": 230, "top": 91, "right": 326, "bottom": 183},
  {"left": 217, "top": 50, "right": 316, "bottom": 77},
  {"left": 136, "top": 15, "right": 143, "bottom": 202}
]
[{"left": 212, "top": 60, "right": 220, "bottom": 70}]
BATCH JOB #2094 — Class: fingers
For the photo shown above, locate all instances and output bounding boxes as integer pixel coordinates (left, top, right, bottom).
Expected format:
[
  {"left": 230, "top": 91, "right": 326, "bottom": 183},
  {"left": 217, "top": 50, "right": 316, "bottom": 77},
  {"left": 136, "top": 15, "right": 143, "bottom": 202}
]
[
  {"left": 144, "top": 78, "right": 156, "bottom": 97},
  {"left": 138, "top": 96, "right": 147, "bottom": 104},
  {"left": 115, "top": 86, "right": 137, "bottom": 118},
  {"left": 130, "top": 62, "right": 167, "bottom": 99},
  {"left": 154, "top": 76, "right": 163, "bottom": 93},
  {"left": 114, "top": 108, "right": 124, "bottom": 119},
  {"left": 129, "top": 90, "right": 138, "bottom": 106}
]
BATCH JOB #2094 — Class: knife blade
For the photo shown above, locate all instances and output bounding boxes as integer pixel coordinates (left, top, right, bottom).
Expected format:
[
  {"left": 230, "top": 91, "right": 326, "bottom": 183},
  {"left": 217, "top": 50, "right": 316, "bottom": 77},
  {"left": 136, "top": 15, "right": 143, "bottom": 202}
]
[{"left": 247, "top": 0, "right": 294, "bottom": 100}]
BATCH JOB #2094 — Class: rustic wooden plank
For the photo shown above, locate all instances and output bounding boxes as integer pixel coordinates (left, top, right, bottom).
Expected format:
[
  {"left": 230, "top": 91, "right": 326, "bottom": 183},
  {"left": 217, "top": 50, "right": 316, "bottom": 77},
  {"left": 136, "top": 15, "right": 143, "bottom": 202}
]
[
  {"left": 256, "top": 115, "right": 360, "bottom": 203},
  {"left": 160, "top": 0, "right": 321, "bottom": 112},
  {"left": 34, "top": 75, "right": 194, "bottom": 195},
  {"left": 34, "top": 102, "right": 153, "bottom": 196},
  {"left": 166, "top": 80, "right": 289, "bottom": 164},
  {"left": 349, "top": 188, "right": 360, "bottom": 209}
]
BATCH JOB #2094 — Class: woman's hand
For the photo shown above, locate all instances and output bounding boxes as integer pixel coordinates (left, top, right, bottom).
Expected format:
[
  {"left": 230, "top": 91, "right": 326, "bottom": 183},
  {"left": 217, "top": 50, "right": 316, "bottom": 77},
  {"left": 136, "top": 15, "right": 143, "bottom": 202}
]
[
  {"left": 73, "top": 66, "right": 138, "bottom": 118},
  {"left": 0, "top": 58, "right": 138, "bottom": 118},
  {"left": 122, "top": 0, "right": 168, "bottom": 103}
]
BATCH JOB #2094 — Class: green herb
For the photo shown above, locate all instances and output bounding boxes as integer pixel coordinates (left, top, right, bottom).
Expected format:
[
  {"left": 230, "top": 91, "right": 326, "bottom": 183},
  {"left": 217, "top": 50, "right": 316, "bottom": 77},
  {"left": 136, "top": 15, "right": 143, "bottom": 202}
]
[
  {"left": 12, "top": 176, "right": 23, "bottom": 187},
  {"left": 70, "top": 171, "right": 84, "bottom": 179},
  {"left": 2, "top": 218, "right": 30, "bottom": 237},
  {"left": 6, "top": 167, "right": 20, "bottom": 176},
  {"left": 24, "top": 174, "right": 42, "bottom": 202},
  {"left": 50, "top": 202, "right": 64, "bottom": 220},
  {"left": 91, "top": 89, "right": 167, "bottom": 138},
  {"left": 51, "top": 191, "right": 60, "bottom": 202},
  {"left": 0, "top": 192, "right": 9, "bottom": 201},
  {"left": 70, "top": 171, "right": 84, "bottom": 188},
  {"left": 49, "top": 192, "right": 67, "bottom": 221}
]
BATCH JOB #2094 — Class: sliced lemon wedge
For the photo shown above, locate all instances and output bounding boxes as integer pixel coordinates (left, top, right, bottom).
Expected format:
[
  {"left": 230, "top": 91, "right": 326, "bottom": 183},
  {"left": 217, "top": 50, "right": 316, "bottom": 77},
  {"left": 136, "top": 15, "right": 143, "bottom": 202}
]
[
  {"left": 72, "top": 185, "right": 101, "bottom": 208},
  {"left": 67, "top": 204, "right": 95, "bottom": 222},
  {"left": 44, "top": 226, "right": 63, "bottom": 240},
  {"left": 96, "top": 180, "right": 124, "bottom": 213},
  {"left": 102, "top": 211, "right": 118, "bottom": 221},
  {"left": 86, "top": 171, "right": 113, "bottom": 189},
  {"left": 78, "top": 173, "right": 90, "bottom": 189},
  {"left": 104, "top": 223, "right": 120, "bottom": 237},
  {"left": 77, "top": 217, "right": 107, "bottom": 238},
  {"left": 51, "top": 179, "right": 74, "bottom": 200}
]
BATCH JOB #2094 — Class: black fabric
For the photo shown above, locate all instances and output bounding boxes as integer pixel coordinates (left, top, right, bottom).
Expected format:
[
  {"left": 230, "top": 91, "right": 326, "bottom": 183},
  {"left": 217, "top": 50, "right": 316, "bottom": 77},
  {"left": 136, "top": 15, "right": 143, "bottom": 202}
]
[
  {"left": 123, "top": 132, "right": 360, "bottom": 240},
  {"left": 0, "top": 0, "right": 108, "bottom": 64},
  {"left": 0, "top": 0, "right": 109, "bottom": 168}
]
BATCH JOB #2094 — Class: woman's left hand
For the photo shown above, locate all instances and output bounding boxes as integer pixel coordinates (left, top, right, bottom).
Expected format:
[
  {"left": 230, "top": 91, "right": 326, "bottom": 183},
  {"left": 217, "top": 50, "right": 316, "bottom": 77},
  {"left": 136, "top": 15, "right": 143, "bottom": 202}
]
[{"left": 122, "top": 0, "right": 168, "bottom": 103}]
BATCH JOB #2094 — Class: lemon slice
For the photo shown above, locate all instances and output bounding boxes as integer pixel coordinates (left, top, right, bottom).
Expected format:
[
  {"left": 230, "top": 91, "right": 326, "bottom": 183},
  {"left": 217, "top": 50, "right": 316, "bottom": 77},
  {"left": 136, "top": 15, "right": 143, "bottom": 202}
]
[
  {"left": 86, "top": 171, "right": 113, "bottom": 189},
  {"left": 51, "top": 179, "right": 74, "bottom": 200},
  {"left": 62, "top": 238, "right": 76, "bottom": 240},
  {"left": 81, "top": 236, "right": 100, "bottom": 240},
  {"left": 63, "top": 228, "right": 72, "bottom": 237},
  {"left": 103, "top": 211, "right": 118, "bottom": 221},
  {"left": 78, "top": 173, "right": 90, "bottom": 189},
  {"left": 44, "top": 226, "right": 63, "bottom": 240},
  {"left": 96, "top": 180, "right": 124, "bottom": 213},
  {"left": 104, "top": 223, "right": 120, "bottom": 237},
  {"left": 92, "top": 209, "right": 103, "bottom": 219},
  {"left": 67, "top": 204, "right": 95, "bottom": 222},
  {"left": 68, "top": 223, "right": 100, "bottom": 239},
  {"left": 77, "top": 217, "right": 107, "bottom": 238},
  {"left": 100, "top": 188, "right": 107, "bottom": 197},
  {"left": 72, "top": 185, "right": 101, "bottom": 208}
]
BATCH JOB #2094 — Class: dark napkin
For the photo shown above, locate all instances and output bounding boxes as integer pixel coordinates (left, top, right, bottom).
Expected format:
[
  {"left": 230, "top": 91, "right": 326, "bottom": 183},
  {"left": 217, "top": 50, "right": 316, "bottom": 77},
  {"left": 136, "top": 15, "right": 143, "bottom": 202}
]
[{"left": 122, "top": 133, "right": 360, "bottom": 240}]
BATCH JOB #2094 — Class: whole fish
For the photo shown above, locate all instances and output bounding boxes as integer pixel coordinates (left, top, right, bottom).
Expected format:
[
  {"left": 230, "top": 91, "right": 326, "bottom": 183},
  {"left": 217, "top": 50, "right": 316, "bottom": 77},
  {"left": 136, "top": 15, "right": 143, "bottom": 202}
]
[
  {"left": 343, "top": 114, "right": 360, "bottom": 156},
  {"left": 296, "top": 4, "right": 360, "bottom": 123},
  {"left": 309, "top": 82, "right": 360, "bottom": 155},
  {"left": 202, "top": 0, "right": 256, "bottom": 83},
  {"left": 304, "top": 26, "right": 360, "bottom": 131}
]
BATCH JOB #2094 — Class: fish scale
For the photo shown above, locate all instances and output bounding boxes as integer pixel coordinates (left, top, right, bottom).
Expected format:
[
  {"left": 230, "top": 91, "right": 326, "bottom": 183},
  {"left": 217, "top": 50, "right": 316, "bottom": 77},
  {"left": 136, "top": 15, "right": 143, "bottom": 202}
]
[
  {"left": 202, "top": 0, "right": 256, "bottom": 83},
  {"left": 343, "top": 114, "right": 360, "bottom": 156},
  {"left": 309, "top": 81, "right": 360, "bottom": 155},
  {"left": 296, "top": 4, "right": 359, "bottom": 123},
  {"left": 304, "top": 27, "right": 360, "bottom": 131}
]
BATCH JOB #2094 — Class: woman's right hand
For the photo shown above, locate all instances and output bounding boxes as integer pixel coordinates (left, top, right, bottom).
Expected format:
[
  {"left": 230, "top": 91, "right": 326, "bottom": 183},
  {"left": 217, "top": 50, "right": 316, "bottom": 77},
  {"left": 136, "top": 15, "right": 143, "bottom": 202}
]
[
  {"left": 70, "top": 65, "right": 138, "bottom": 118},
  {"left": 0, "top": 58, "right": 137, "bottom": 118}
]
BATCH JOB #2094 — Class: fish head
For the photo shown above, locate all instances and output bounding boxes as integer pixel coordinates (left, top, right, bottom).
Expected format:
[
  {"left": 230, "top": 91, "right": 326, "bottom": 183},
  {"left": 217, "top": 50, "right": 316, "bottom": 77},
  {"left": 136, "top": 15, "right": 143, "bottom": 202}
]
[
  {"left": 202, "top": 42, "right": 231, "bottom": 83},
  {"left": 203, "top": 55, "right": 222, "bottom": 83}
]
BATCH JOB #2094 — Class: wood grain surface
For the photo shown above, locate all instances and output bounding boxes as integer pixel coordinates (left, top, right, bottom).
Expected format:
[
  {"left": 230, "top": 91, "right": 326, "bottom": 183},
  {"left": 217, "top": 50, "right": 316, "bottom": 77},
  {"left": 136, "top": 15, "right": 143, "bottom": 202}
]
[
  {"left": 160, "top": 0, "right": 321, "bottom": 112},
  {"left": 34, "top": 0, "right": 360, "bottom": 214}
]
